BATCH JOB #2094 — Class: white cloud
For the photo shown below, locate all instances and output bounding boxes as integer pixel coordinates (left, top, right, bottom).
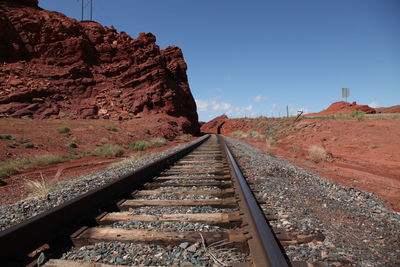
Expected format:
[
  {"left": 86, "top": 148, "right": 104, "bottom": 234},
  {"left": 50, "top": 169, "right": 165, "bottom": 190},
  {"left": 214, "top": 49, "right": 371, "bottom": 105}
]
[
  {"left": 195, "top": 99, "right": 209, "bottom": 112},
  {"left": 196, "top": 98, "right": 254, "bottom": 117},
  {"left": 244, "top": 105, "right": 253, "bottom": 111},
  {"left": 212, "top": 101, "right": 232, "bottom": 112},
  {"left": 369, "top": 101, "right": 380, "bottom": 108},
  {"left": 252, "top": 95, "right": 267, "bottom": 103}
]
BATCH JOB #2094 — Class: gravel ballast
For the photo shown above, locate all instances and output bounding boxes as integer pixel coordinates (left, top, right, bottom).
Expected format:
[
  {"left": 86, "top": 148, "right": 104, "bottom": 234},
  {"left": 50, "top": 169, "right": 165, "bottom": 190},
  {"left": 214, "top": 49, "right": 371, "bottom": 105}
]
[
  {"left": 0, "top": 139, "right": 205, "bottom": 231},
  {"left": 61, "top": 241, "right": 248, "bottom": 266},
  {"left": 224, "top": 136, "right": 400, "bottom": 266}
]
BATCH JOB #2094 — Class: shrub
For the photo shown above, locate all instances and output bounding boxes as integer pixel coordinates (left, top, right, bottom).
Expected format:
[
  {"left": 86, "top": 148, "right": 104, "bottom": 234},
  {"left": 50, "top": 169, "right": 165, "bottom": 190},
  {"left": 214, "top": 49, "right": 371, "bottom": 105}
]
[
  {"left": 105, "top": 125, "right": 119, "bottom": 132},
  {"left": 350, "top": 110, "right": 365, "bottom": 121},
  {"left": 68, "top": 142, "right": 78, "bottom": 148},
  {"left": 23, "top": 143, "right": 34, "bottom": 148},
  {"left": 25, "top": 169, "right": 62, "bottom": 197},
  {"left": 129, "top": 137, "right": 167, "bottom": 151},
  {"left": 148, "top": 137, "right": 167, "bottom": 147},
  {"left": 93, "top": 144, "right": 124, "bottom": 158},
  {"left": 129, "top": 140, "right": 151, "bottom": 151},
  {"left": 247, "top": 130, "right": 264, "bottom": 138},
  {"left": 0, "top": 160, "right": 26, "bottom": 178},
  {"left": 7, "top": 141, "right": 18, "bottom": 148},
  {"left": 0, "top": 134, "right": 13, "bottom": 140},
  {"left": 30, "top": 154, "right": 69, "bottom": 166},
  {"left": 307, "top": 145, "right": 329, "bottom": 163},
  {"left": 143, "top": 128, "right": 150, "bottom": 134},
  {"left": 57, "top": 126, "right": 70, "bottom": 134},
  {"left": 18, "top": 136, "right": 31, "bottom": 143},
  {"left": 232, "top": 130, "right": 246, "bottom": 137}
]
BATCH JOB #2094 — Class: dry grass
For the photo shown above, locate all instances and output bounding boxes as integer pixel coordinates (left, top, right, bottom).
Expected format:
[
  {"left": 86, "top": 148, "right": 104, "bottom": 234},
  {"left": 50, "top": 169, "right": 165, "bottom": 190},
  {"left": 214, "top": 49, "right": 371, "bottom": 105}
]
[
  {"left": 307, "top": 145, "right": 329, "bottom": 163},
  {"left": 30, "top": 154, "right": 69, "bottom": 166},
  {"left": 25, "top": 168, "right": 62, "bottom": 197},
  {"left": 128, "top": 137, "right": 167, "bottom": 151},
  {"left": 93, "top": 144, "right": 124, "bottom": 158},
  {"left": 0, "top": 159, "right": 27, "bottom": 178}
]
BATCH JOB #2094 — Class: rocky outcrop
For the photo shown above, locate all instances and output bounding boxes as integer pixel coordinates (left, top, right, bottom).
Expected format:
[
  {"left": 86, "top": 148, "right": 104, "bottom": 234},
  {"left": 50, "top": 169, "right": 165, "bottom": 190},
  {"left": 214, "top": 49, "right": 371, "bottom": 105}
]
[
  {"left": 307, "top": 101, "right": 376, "bottom": 116},
  {"left": 0, "top": 0, "right": 199, "bottom": 134},
  {"left": 201, "top": 115, "right": 254, "bottom": 135},
  {"left": 200, "top": 115, "right": 228, "bottom": 134},
  {"left": 376, "top": 105, "right": 400, "bottom": 114}
]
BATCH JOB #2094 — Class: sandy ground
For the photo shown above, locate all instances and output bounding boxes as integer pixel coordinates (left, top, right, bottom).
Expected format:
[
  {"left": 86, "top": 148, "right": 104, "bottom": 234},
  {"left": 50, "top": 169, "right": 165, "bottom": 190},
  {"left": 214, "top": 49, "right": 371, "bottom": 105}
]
[
  {"left": 0, "top": 118, "right": 195, "bottom": 205},
  {"left": 225, "top": 118, "right": 400, "bottom": 211}
]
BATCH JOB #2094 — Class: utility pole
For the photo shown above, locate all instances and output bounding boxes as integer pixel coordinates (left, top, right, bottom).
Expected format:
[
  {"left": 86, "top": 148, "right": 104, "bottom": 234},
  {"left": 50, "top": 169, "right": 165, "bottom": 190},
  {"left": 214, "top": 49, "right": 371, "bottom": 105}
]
[
  {"left": 286, "top": 105, "right": 289, "bottom": 117},
  {"left": 81, "top": 0, "right": 84, "bottom": 21},
  {"left": 90, "top": 0, "right": 93, "bottom": 21}
]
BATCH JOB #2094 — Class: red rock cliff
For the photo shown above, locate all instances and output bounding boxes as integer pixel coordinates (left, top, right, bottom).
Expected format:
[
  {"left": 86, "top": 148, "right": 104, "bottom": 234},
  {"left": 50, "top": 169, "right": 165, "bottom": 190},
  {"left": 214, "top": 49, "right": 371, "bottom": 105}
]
[{"left": 0, "top": 0, "right": 199, "bottom": 134}]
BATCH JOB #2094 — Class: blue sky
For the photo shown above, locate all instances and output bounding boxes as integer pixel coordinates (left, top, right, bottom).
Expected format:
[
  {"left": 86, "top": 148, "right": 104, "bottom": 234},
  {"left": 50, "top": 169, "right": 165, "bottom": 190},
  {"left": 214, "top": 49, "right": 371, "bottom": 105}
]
[{"left": 39, "top": 0, "right": 400, "bottom": 121}]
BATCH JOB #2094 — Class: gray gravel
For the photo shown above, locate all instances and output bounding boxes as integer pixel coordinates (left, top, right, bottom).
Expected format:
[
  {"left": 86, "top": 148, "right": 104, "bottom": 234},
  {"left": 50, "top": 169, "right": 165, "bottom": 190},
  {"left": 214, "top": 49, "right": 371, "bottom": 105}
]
[
  {"left": 135, "top": 194, "right": 219, "bottom": 200},
  {"left": 0, "top": 138, "right": 206, "bottom": 231},
  {"left": 224, "top": 136, "right": 400, "bottom": 266},
  {"left": 158, "top": 179, "right": 222, "bottom": 184},
  {"left": 61, "top": 241, "right": 248, "bottom": 266},
  {"left": 126, "top": 206, "right": 239, "bottom": 215},
  {"left": 154, "top": 186, "right": 221, "bottom": 191},
  {"left": 111, "top": 221, "right": 233, "bottom": 232}
]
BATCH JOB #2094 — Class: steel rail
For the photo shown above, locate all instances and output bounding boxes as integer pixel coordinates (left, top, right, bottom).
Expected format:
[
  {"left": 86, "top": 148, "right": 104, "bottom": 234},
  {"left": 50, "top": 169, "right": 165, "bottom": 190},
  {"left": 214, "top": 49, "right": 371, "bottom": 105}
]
[
  {"left": 0, "top": 134, "right": 210, "bottom": 261},
  {"left": 218, "top": 135, "right": 289, "bottom": 267}
]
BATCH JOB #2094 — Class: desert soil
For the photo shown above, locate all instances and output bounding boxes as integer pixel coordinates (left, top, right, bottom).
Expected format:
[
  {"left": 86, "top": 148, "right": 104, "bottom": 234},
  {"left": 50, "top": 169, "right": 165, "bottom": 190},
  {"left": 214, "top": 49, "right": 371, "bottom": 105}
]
[
  {"left": 226, "top": 118, "right": 400, "bottom": 211},
  {"left": 0, "top": 118, "right": 195, "bottom": 205}
]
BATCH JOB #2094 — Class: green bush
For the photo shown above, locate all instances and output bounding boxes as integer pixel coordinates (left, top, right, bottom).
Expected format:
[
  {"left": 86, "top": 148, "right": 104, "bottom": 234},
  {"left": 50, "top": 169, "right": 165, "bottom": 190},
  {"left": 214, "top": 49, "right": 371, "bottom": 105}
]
[
  {"left": 0, "top": 134, "right": 13, "bottom": 140},
  {"left": 57, "top": 126, "right": 70, "bottom": 134},
  {"left": 246, "top": 130, "right": 264, "bottom": 138},
  {"left": 232, "top": 130, "right": 246, "bottom": 137},
  {"left": 18, "top": 136, "right": 31, "bottom": 143},
  {"left": 350, "top": 110, "right": 365, "bottom": 120},
  {"left": 129, "top": 137, "right": 167, "bottom": 151},
  {"left": 129, "top": 140, "right": 151, "bottom": 151},
  {"left": 93, "top": 144, "right": 124, "bottom": 158},
  {"left": 23, "top": 143, "right": 34, "bottom": 148}
]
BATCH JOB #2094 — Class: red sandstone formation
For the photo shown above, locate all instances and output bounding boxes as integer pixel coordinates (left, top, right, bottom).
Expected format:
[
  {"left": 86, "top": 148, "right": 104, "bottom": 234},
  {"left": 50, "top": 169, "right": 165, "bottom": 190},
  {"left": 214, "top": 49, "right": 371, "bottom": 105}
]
[
  {"left": 200, "top": 115, "right": 228, "bottom": 134},
  {"left": 200, "top": 115, "right": 253, "bottom": 135},
  {"left": 307, "top": 101, "right": 376, "bottom": 116},
  {"left": 0, "top": 0, "right": 199, "bottom": 134},
  {"left": 376, "top": 105, "right": 400, "bottom": 114}
]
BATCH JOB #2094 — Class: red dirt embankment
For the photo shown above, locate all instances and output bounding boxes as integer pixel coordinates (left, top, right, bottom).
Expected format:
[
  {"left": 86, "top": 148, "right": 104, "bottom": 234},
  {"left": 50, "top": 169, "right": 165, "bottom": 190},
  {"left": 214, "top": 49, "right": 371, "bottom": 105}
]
[
  {"left": 202, "top": 116, "right": 400, "bottom": 211},
  {"left": 0, "top": 117, "right": 196, "bottom": 204}
]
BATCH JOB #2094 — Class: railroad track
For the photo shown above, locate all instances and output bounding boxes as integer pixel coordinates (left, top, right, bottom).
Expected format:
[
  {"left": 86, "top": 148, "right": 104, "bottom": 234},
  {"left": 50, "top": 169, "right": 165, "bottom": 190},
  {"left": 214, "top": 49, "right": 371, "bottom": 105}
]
[{"left": 1, "top": 134, "right": 290, "bottom": 267}]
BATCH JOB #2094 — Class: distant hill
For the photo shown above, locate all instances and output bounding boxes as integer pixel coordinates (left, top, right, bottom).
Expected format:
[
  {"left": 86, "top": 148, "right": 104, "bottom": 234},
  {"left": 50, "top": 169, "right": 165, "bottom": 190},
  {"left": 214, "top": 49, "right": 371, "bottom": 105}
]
[
  {"left": 307, "top": 101, "right": 376, "bottom": 116},
  {"left": 375, "top": 105, "right": 400, "bottom": 114}
]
